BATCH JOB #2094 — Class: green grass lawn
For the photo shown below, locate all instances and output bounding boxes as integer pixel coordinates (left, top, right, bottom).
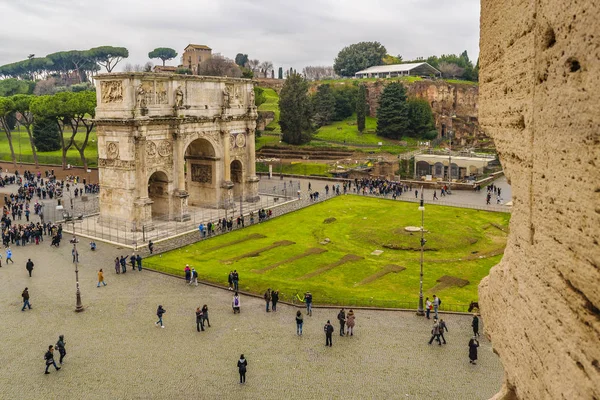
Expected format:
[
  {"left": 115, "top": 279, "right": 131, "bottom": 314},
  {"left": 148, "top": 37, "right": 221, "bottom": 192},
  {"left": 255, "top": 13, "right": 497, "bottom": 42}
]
[
  {"left": 146, "top": 196, "right": 509, "bottom": 309},
  {"left": 257, "top": 87, "right": 281, "bottom": 133},
  {"left": 256, "top": 161, "right": 331, "bottom": 176},
  {"left": 0, "top": 127, "right": 98, "bottom": 167}
]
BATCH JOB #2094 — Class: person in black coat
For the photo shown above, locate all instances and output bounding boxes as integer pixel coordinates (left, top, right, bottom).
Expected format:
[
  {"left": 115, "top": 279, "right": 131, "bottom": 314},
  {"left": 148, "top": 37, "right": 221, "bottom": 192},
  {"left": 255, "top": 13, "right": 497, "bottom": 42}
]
[
  {"left": 324, "top": 320, "right": 334, "bottom": 347},
  {"left": 26, "top": 259, "right": 34, "bottom": 277},
  {"left": 472, "top": 314, "right": 480, "bottom": 337},
  {"left": 237, "top": 354, "right": 248, "bottom": 384},
  {"left": 469, "top": 336, "right": 479, "bottom": 364},
  {"left": 44, "top": 345, "right": 61, "bottom": 374}
]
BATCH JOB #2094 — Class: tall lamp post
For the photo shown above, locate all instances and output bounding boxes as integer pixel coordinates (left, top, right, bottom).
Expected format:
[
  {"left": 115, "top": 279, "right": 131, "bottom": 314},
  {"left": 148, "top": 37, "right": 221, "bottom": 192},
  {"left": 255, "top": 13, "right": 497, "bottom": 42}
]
[
  {"left": 416, "top": 187, "right": 426, "bottom": 316},
  {"left": 447, "top": 130, "right": 454, "bottom": 194},
  {"left": 64, "top": 211, "right": 84, "bottom": 313}
]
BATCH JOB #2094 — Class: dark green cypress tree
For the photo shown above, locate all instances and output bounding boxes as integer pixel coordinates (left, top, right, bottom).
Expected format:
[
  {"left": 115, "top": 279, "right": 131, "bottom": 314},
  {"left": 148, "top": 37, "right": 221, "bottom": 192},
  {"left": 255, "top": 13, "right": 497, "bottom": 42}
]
[
  {"left": 279, "top": 73, "right": 313, "bottom": 145},
  {"left": 376, "top": 82, "right": 408, "bottom": 139},
  {"left": 33, "top": 117, "right": 61, "bottom": 151},
  {"left": 312, "top": 84, "right": 336, "bottom": 127},
  {"left": 278, "top": 67, "right": 283, "bottom": 79},
  {"left": 356, "top": 84, "right": 367, "bottom": 132}
]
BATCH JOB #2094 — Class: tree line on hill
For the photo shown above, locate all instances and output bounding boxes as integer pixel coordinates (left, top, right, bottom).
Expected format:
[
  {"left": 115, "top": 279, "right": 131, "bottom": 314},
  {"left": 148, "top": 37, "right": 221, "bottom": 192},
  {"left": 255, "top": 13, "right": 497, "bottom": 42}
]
[
  {"left": 278, "top": 74, "right": 436, "bottom": 145},
  {"left": 333, "top": 41, "right": 478, "bottom": 81}
]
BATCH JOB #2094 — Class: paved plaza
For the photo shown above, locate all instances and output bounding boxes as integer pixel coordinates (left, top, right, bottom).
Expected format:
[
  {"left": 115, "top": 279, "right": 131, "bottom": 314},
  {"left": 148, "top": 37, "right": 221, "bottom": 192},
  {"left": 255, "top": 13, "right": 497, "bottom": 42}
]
[{"left": 0, "top": 235, "right": 504, "bottom": 399}]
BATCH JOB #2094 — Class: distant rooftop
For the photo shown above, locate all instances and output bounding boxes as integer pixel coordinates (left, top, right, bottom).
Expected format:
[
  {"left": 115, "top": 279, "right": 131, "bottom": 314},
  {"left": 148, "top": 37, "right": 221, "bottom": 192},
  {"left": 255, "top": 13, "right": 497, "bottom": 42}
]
[
  {"left": 355, "top": 62, "right": 441, "bottom": 77},
  {"left": 185, "top": 44, "right": 212, "bottom": 50}
]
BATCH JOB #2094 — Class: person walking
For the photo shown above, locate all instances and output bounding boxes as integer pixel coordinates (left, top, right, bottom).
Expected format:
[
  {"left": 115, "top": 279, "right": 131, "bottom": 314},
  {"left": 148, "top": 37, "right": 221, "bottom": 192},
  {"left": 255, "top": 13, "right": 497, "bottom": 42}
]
[
  {"left": 44, "top": 345, "right": 61, "bottom": 374},
  {"left": 120, "top": 256, "right": 127, "bottom": 273},
  {"left": 129, "top": 254, "right": 136, "bottom": 271},
  {"left": 472, "top": 314, "right": 480, "bottom": 337},
  {"left": 271, "top": 289, "right": 279, "bottom": 312},
  {"left": 346, "top": 309, "right": 356, "bottom": 336},
  {"left": 264, "top": 288, "right": 271, "bottom": 312},
  {"left": 148, "top": 240, "right": 154, "bottom": 254},
  {"left": 114, "top": 257, "right": 120, "bottom": 274},
  {"left": 97, "top": 269, "right": 107, "bottom": 287},
  {"left": 6, "top": 247, "right": 14, "bottom": 264},
  {"left": 184, "top": 265, "right": 191, "bottom": 284},
  {"left": 190, "top": 268, "right": 198, "bottom": 286},
  {"left": 439, "top": 318, "right": 448, "bottom": 344},
  {"left": 324, "top": 320, "right": 334, "bottom": 347},
  {"left": 21, "top": 287, "right": 32, "bottom": 311},
  {"left": 337, "top": 308, "right": 346, "bottom": 336},
  {"left": 304, "top": 292, "right": 313, "bottom": 316},
  {"left": 232, "top": 292, "right": 240, "bottom": 314},
  {"left": 25, "top": 259, "right": 34, "bottom": 277},
  {"left": 196, "top": 307, "right": 205, "bottom": 332},
  {"left": 425, "top": 297, "right": 432, "bottom": 319},
  {"left": 237, "top": 354, "right": 248, "bottom": 384},
  {"left": 428, "top": 319, "right": 442, "bottom": 345},
  {"left": 156, "top": 305, "right": 166, "bottom": 328},
  {"left": 202, "top": 304, "right": 210, "bottom": 327},
  {"left": 295, "top": 310, "right": 303, "bottom": 336},
  {"left": 136, "top": 254, "right": 142, "bottom": 271},
  {"left": 55, "top": 335, "right": 66, "bottom": 364},
  {"left": 469, "top": 336, "right": 480, "bottom": 364}
]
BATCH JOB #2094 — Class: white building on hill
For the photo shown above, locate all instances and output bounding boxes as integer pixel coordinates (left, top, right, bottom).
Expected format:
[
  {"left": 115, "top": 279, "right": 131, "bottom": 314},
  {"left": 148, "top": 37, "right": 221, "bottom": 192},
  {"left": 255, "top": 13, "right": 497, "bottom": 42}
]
[{"left": 355, "top": 62, "right": 441, "bottom": 79}]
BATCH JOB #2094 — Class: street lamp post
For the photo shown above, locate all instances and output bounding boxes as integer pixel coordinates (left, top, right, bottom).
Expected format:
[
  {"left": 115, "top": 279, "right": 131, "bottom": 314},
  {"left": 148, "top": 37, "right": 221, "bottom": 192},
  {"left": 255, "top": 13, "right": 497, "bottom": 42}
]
[
  {"left": 68, "top": 218, "right": 84, "bottom": 313},
  {"left": 447, "top": 131, "right": 453, "bottom": 194},
  {"left": 416, "top": 187, "right": 426, "bottom": 316}
]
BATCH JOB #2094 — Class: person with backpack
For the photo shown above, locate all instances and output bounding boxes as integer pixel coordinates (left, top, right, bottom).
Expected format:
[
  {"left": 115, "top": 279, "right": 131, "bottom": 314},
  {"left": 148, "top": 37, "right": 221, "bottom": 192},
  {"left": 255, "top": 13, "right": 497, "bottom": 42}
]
[
  {"left": 337, "top": 308, "right": 346, "bottom": 336},
  {"left": 295, "top": 310, "right": 303, "bottom": 336},
  {"left": 237, "top": 354, "right": 248, "bottom": 384},
  {"left": 44, "top": 345, "right": 61, "bottom": 374},
  {"left": 190, "top": 268, "right": 198, "bottom": 286},
  {"left": 21, "top": 287, "right": 32, "bottom": 311},
  {"left": 55, "top": 335, "right": 66, "bottom": 364},
  {"left": 155, "top": 305, "right": 166, "bottom": 328},
  {"left": 232, "top": 292, "right": 240, "bottom": 314},
  {"left": 324, "top": 320, "right": 334, "bottom": 347}
]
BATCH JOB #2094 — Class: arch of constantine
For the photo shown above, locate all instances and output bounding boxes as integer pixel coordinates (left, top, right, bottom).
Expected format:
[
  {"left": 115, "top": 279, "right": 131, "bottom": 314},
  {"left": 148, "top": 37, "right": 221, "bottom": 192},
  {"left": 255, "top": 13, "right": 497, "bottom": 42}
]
[{"left": 94, "top": 73, "right": 259, "bottom": 227}]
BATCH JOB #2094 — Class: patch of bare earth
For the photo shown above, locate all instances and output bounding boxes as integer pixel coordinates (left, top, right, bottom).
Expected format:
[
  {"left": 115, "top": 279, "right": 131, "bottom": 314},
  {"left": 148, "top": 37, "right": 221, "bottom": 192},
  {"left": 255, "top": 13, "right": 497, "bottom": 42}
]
[
  {"left": 298, "top": 254, "right": 363, "bottom": 280},
  {"left": 253, "top": 248, "right": 328, "bottom": 274},
  {"left": 430, "top": 275, "right": 470, "bottom": 292},
  {"left": 222, "top": 240, "right": 295, "bottom": 263},
  {"left": 204, "top": 233, "right": 267, "bottom": 253},
  {"left": 357, "top": 264, "right": 406, "bottom": 286}
]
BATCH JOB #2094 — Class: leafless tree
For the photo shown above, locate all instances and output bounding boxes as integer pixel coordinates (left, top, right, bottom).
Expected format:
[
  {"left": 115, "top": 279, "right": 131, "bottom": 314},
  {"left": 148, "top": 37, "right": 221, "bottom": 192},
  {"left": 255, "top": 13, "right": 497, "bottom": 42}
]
[
  {"left": 245, "top": 59, "right": 260, "bottom": 74},
  {"left": 122, "top": 63, "right": 146, "bottom": 72},
  {"left": 302, "top": 65, "right": 338, "bottom": 81},
  {"left": 259, "top": 61, "right": 273, "bottom": 78},
  {"left": 199, "top": 55, "right": 242, "bottom": 78},
  {"left": 437, "top": 62, "right": 465, "bottom": 79}
]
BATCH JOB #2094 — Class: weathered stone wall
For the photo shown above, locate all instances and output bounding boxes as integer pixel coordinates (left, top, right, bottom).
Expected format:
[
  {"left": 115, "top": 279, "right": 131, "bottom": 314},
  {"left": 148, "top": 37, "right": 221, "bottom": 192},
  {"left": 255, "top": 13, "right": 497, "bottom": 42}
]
[{"left": 478, "top": 0, "right": 600, "bottom": 399}]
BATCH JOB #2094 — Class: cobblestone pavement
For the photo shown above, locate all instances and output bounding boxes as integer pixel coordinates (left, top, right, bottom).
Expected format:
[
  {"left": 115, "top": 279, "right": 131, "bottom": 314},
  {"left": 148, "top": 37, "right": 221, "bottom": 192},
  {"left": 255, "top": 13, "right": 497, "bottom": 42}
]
[{"left": 0, "top": 240, "right": 504, "bottom": 399}]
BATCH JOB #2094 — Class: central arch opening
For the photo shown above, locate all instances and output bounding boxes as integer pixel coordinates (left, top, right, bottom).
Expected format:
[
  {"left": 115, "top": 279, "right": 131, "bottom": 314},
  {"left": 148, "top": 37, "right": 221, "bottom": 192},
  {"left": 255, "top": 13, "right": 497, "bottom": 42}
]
[{"left": 185, "top": 138, "right": 218, "bottom": 207}]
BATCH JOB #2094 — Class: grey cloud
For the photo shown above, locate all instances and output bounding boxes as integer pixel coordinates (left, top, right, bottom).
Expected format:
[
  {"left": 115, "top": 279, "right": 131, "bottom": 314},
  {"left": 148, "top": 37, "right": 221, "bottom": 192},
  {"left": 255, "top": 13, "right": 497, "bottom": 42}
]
[{"left": 0, "top": 0, "right": 480, "bottom": 72}]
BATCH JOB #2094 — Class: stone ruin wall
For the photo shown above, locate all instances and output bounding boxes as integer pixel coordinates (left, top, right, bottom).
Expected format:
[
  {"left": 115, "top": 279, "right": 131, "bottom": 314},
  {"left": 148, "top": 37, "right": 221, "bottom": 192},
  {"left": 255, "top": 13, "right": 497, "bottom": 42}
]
[
  {"left": 258, "top": 77, "right": 487, "bottom": 146},
  {"left": 478, "top": 0, "right": 600, "bottom": 399}
]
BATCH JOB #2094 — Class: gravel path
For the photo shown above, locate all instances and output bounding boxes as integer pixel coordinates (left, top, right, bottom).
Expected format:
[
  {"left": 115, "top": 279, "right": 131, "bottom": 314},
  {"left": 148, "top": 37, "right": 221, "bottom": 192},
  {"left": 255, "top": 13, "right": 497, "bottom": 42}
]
[{"left": 0, "top": 237, "right": 504, "bottom": 399}]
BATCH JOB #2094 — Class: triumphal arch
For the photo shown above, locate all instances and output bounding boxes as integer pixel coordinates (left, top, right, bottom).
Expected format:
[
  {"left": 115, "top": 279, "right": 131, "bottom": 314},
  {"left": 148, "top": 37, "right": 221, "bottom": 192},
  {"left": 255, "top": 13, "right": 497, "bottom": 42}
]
[{"left": 94, "top": 73, "right": 259, "bottom": 227}]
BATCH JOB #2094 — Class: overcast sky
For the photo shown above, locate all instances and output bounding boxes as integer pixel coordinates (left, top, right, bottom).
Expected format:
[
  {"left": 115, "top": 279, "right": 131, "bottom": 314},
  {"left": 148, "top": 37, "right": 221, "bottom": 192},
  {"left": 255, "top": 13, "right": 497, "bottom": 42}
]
[{"left": 0, "top": 0, "right": 480, "bottom": 72}]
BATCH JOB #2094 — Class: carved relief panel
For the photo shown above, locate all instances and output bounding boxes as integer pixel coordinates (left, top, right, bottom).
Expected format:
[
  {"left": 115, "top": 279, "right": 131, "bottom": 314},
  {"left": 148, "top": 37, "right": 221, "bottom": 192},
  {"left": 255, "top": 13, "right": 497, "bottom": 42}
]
[
  {"left": 101, "top": 81, "right": 123, "bottom": 103},
  {"left": 106, "top": 142, "right": 119, "bottom": 159},
  {"left": 230, "top": 133, "right": 247, "bottom": 150},
  {"left": 191, "top": 164, "right": 212, "bottom": 183}
]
